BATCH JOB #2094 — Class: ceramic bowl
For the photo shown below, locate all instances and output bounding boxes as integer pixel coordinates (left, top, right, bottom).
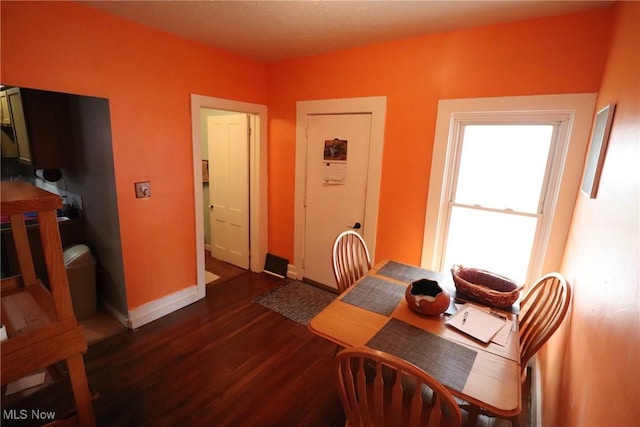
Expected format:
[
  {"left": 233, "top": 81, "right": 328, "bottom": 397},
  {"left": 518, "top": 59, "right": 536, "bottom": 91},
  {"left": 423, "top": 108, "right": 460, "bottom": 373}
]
[{"left": 405, "top": 278, "right": 451, "bottom": 316}]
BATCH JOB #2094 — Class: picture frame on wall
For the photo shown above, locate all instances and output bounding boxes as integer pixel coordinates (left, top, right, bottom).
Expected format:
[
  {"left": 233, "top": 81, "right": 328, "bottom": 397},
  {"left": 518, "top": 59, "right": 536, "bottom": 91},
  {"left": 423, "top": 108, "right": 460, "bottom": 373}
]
[{"left": 581, "top": 103, "right": 615, "bottom": 198}]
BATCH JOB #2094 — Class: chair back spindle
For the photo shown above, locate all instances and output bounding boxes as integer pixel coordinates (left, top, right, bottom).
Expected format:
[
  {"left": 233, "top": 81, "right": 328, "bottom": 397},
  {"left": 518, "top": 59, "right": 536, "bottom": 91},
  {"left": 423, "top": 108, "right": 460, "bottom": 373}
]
[
  {"left": 335, "top": 347, "right": 462, "bottom": 427},
  {"left": 448, "top": 273, "right": 570, "bottom": 426},
  {"left": 332, "top": 230, "right": 372, "bottom": 293},
  {"left": 518, "top": 273, "right": 571, "bottom": 378}
]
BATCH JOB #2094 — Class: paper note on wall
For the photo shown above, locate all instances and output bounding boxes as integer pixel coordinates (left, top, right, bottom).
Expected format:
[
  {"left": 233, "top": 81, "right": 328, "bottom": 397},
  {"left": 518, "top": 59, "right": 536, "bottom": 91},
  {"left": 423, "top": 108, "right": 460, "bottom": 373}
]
[
  {"left": 323, "top": 139, "right": 348, "bottom": 184},
  {"left": 324, "top": 161, "right": 347, "bottom": 183}
]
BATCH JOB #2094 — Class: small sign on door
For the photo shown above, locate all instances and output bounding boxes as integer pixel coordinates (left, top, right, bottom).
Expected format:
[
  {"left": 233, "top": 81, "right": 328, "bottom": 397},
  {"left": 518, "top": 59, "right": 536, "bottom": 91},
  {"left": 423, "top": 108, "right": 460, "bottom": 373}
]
[{"left": 323, "top": 138, "right": 347, "bottom": 184}]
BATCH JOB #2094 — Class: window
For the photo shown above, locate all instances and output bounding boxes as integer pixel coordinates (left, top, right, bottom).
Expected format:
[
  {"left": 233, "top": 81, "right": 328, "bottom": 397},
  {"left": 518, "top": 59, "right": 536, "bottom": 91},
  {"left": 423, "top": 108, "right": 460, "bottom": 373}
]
[
  {"left": 442, "top": 124, "right": 556, "bottom": 284},
  {"left": 422, "top": 94, "right": 597, "bottom": 286}
]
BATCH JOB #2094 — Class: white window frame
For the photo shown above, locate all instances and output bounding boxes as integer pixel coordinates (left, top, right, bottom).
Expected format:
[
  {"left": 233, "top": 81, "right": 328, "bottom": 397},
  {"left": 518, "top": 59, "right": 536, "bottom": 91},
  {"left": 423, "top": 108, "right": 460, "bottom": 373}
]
[{"left": 421, "top": 94, "right": 596, "bottom": 285}]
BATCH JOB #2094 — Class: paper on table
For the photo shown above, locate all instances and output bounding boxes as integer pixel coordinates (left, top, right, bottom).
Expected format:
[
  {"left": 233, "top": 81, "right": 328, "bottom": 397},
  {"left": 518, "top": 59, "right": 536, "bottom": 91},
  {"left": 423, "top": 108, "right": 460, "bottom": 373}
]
[
  {"left": 446, "top": 304, "right": 506, "bottom": 343},
  {"left": 452, "top": 302, "right": 512, "bottom": 346},
  {"left": 490, "top": 319, "right": 512, "bottom": 346}
]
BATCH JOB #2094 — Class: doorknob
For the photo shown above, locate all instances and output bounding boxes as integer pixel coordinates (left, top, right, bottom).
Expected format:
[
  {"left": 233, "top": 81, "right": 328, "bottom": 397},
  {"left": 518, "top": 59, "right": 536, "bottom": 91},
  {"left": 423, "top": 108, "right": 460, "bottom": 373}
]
[
  {"left": 209, "top": 204, "right": 214, "bottom": 209},
  {"left": 348, "top": 222, "right": 361, "bottom": 230}
]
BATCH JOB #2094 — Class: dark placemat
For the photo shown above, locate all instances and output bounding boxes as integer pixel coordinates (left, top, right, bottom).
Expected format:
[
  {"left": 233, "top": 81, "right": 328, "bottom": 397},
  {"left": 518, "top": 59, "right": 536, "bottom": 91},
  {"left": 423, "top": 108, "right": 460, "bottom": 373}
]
[
  {"left": 366, "top": 318, "right": 477, "bottom": 392},
  {"left": 341, "top": 276, "right": 405, "bottom": 316},
  {"left": 377, "top": 261, "right": 446, "bottom": 284}
]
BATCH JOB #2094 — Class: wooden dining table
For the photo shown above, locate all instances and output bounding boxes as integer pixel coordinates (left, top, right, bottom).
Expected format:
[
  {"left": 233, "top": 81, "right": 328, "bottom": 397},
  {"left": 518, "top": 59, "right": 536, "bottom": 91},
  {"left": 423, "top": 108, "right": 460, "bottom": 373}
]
[{"left": 308, "top": 259, "right": 521, "bottom": 418}]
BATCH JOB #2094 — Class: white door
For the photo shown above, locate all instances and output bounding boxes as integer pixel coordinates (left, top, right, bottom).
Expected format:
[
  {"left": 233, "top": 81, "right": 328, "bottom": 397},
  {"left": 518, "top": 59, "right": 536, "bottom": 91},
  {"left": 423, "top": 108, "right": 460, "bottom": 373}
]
[
  {"left": 303, "top": 113, "right": 372, "bottom": 288},
  {"left": 207, "top": 114, "right": 250, "bottom": 269}
]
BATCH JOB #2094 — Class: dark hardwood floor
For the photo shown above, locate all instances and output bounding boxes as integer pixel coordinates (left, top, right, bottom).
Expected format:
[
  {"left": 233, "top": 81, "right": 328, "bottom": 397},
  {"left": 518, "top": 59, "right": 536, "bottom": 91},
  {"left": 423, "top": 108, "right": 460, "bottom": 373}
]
[
  {"left": 3, "top": 262, "right": 529, "bottom": 427},
  {"left": 84, "top": 271, "right": 345, "bottom": 427},
  {"left": 1, "top": 272, "right": 343, "bottom": 427},
  {"left": 204, "top": 252, "right": 248, "bottom": 285}
]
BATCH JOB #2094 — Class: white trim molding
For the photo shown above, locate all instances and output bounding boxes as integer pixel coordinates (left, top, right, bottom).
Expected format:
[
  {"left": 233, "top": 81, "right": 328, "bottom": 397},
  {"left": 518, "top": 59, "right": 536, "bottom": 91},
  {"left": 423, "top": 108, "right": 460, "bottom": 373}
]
[
  {"left": 101, "top": 299, "right": 130, "bottom": 328},
  {"left": 531, "top": 357, "right": 543, "bottom": 427},
  {"left": 191, "top": 94, "right": 268, "bottom": 294},
  {"left": 128, "top": 285, "right": 200, "bottom": 329},
  {"left": 123, "top": 95, "right": 267, "bottom": 330},
  {"left": 421, "top": 94, "right": 597, "bottom": 282}
]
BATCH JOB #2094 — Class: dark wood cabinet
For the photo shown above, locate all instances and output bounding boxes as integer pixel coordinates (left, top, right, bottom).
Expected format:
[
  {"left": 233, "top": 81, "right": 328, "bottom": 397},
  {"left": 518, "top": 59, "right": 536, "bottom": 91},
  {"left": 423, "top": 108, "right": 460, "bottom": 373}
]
[
  {"left": 0, "top": 91, "right": 19, "bottom": 158},
  {"left": 0, "top": 90, "right": 11, "bottom": 126},
  {"left": 2, "top": 87, "right": 74, "bottom": 169}
]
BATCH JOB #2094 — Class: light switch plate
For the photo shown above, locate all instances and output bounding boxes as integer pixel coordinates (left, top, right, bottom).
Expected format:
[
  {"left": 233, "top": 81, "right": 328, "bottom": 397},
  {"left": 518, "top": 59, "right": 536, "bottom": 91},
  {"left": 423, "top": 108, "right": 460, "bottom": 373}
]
[{"left": 135, "top": 181, "right": 151, "bottom": 198}]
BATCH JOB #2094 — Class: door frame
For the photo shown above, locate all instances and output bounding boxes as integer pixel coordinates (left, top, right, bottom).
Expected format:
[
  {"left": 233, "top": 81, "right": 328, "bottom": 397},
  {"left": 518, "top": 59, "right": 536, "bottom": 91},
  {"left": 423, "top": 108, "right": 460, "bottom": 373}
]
[
  {"left": 293, "top": 96, "right": 387, "bottom": 280},
  {"left": 191, "top": 94, "right": 268, "bottom": 299}
]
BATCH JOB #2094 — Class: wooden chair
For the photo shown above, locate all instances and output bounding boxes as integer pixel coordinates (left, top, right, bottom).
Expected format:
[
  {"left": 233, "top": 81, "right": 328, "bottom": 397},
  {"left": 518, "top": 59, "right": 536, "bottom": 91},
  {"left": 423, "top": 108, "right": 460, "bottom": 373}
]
[
  {"left": 462, "top": 272, "right": 571, "bottom": 427},
  {"left": 335, "top": 347, "right": 462, "bottom": 427},
  {"left": 518, "top": 272, "right": 571, "bottom": 380},
  {"left": 332, "top": 230, "right": 372, "bottom": 293}
]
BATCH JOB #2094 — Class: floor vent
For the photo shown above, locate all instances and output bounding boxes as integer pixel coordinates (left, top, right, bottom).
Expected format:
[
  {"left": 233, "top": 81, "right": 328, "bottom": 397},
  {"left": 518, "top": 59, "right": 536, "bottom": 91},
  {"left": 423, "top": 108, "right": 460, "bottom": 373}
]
[{"left": 264, "top": 253, "right": 289, "bottom": 278}]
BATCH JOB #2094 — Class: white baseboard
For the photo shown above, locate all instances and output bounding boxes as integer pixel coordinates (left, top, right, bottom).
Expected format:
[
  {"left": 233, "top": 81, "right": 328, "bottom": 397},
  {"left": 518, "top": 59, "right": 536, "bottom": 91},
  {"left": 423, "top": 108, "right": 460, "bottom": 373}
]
[
  {"left": 287, "top": 264, "right": 299, "bottom": 280},
  {"left": 127, "top": 284, "right": 202, "bottom": 329},
  {"left": 100, "top": 300, "right": 129, "bottom": 328},
  {"left": 531, "top": 358, "right": 543, "bottom": 427}
]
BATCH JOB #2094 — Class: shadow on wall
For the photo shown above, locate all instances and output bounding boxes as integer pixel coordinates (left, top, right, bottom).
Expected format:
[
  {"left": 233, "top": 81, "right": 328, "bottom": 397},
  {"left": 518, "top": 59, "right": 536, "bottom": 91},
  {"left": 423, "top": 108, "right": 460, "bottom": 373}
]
[{"left": 0, "top": 85, "right": 127, "bottom": 321}]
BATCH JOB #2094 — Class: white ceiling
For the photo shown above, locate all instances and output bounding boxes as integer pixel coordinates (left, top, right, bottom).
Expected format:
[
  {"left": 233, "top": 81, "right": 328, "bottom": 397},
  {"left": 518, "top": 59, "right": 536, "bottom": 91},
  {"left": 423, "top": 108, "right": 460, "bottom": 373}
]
[{"left": 81, "top": 1, "right": 612, "bottom": 62}]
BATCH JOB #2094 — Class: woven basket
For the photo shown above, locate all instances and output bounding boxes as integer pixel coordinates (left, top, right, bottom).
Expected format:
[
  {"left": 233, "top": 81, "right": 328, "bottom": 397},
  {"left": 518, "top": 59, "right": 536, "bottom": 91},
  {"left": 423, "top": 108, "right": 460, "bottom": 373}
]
[{"left": 451, "top": 265, "right": 523, "bottom": 308}]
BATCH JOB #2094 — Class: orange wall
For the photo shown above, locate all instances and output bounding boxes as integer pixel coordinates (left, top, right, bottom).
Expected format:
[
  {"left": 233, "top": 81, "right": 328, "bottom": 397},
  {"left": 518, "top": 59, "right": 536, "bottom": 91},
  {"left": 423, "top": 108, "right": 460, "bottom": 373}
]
[
  {"left": 0, "top": 1, "right": 267, "bottom": 309},
  {"left": 540, "top": 2, "right": 640, "bottom": 426},
  {"left": 265, "top": 8, "right": 613, "bottom": 264},
  {"left": 4, "top": 2, "right": 635, "bottom": 421},
  {"left": 1, "top": 1, "right": 620, "bottom": 322}
]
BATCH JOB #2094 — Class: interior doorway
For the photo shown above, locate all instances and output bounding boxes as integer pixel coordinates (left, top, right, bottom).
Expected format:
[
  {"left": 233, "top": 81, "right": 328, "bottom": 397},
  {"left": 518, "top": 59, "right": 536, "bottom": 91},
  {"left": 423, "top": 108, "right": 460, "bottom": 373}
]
[
  {"left": 302, "top": 113, "right": 373, "bottom": 288},
  {"left": 293, "top": 96, "right": 387, "bottom": 284},
  {"left": 204, "top": 112, "right": 251, "bottom": 270},
  {"left": 190, "top": 95, "right": 268, "bottom": 299}
]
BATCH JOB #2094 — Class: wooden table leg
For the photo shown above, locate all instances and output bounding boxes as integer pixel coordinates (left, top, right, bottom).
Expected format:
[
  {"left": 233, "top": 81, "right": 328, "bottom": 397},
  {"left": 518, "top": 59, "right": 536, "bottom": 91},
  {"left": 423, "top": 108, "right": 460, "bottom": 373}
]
[
  {"left": 66, "top": 353, "right": 95, "bottom": 427},
  {"left": 9, "top": 214, "right": 37, "bottom": 287}
]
